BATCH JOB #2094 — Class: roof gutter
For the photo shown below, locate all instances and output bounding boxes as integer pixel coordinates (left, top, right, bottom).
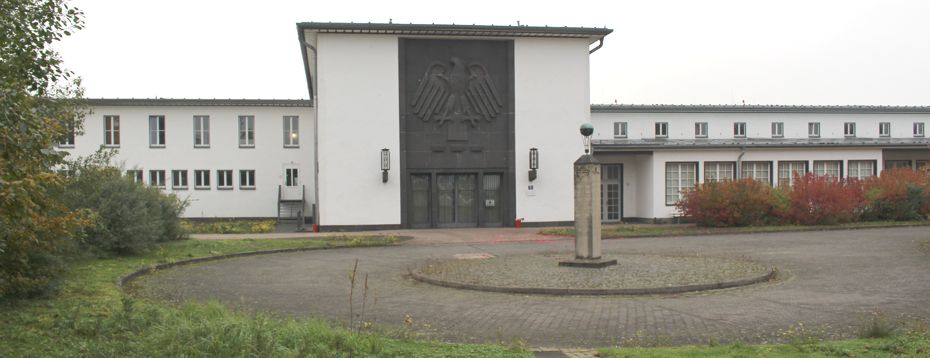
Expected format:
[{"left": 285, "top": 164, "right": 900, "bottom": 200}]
[
  {"left": 589, "top": 38, "right": 604, "bottom": 54},
  {"left": 297, "top": 27, "right": 315, "bottom": 104}
]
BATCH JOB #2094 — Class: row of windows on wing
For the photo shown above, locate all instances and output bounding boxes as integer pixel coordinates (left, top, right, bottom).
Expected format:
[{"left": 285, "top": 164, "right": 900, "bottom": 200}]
[
  {"left": 613, "top": 122, "right": 928, "bottom": 138},
  {"left": 57, "top": 115, "right": 301, "bottom": 148},
  {"left": 125, "top": 169, "right": 257, "bottom": 190},
  {"left": 664, "top": 159, "right": 930, "bottom": 205}
]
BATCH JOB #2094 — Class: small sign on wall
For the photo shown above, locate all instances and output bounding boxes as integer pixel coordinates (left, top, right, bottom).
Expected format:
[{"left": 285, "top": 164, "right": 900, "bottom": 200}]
[{"left": 526, "top": 184, "right": 536, "bottom": 196}]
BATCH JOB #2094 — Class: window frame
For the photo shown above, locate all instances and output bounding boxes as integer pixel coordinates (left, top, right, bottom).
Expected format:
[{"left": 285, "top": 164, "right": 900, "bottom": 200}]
[
  {"left": 733, "top": 122, "right": 747, "bottom": 138},
  {"left": 847, "top": 160, "right": 877, "bottom": 179},
  {"left": 149, "top": 115, "right": 166, "bottom": 148},
  {"left": 58, "top": 120, "right": 76, "bottom": 147},
  {"left": 703, "top": 161, "right": 735, "bottom": 183},
  {"left": 149, "top": 170, "right": 166, "bottom": 188},
  {"left": 808, "top": 122, "right": 821, "bottom": 138},
  {"left": 771, "top": 122, "right": 784, "bottom": 138},
  {"left": 694, "top": 122, "right": 708, "bottom": 138},
  {"left": 171, "top": 170, "right": 189, "bottom": 190},
  {"left": 665, "top": 162, "right": 698, "bottom": 206},
  {"left": 813, "top": 160, "right": 843, "bottom": 178},
  {"left": 126, "top": 170, "right": 143, "bottom": 184},
  {"left": 283, "top": 116, "right": 299, "bottom": 148},
  {"left": 613, "top": 122, "right": 627, "bottom": 138},
  {"left": 217, "top": 169, "right": 234, "bottom": 190},
  {"left": 193, "top": 115, "right": 210, "bottom": 148},
  {"left": 777, "top": 161, "right": 808, "bottom": 187},
  {"left": 654, "top": 122, "right": 668, "bottom": 138},
  {"left": 104, "top": 115, "right": 120, "bottom": 147},
  {"left": 884, "top": 160, "right": 912, "bottom": 170},
  {"left": 740, "top": 161, "right": 773, "bottom": 185},
  {"left": 239, "top": 169, "right": 256, "bottom": 189},
  {"left": 239, "top": 115, "right": 256, "bottom": 148},
  {"left": 194, "top": 170, "right": 211, "bottom": 189},
  {"left": 914, "top": 122, "right": 925, "bottom": 137},
  {"left": 879, "top": 122, "right": 891, "bottom": 137},
  {"left": 844, "top": 122, "right": 856, "bottom": 137}
]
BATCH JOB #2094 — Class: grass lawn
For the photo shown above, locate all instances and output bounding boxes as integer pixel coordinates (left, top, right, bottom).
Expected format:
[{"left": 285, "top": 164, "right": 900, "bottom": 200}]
[
  {"left": 2, "top": 236, "right": 929, "bottom": 357},
  {"left": 180, "top": 219, "right": 278, "bottom": 234},
  {"left": 0, "top": 237, "right": 529, "bottom": 357},
  {"left": 540, "top": 220, "right": 930, "bottom": 239}
]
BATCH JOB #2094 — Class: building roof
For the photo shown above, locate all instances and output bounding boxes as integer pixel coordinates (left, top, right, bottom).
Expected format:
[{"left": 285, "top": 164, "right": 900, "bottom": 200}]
[
  {"left": 593, "top": 137, "right": 930, "bottom": 151},
  {"left": 84, "top": 98, "right": 313, "bottom": 107},
  {"left": 591, "top": 104, "right": 930, "bottom": 114},
  {"left": 297, "top": 22, "right": 612, "bottom": 41}
]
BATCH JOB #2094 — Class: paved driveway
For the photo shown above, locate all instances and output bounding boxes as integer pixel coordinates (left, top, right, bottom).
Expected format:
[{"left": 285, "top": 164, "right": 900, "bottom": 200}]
[{"left": 140, "top": 227, "right": 930, "bottom": 348}]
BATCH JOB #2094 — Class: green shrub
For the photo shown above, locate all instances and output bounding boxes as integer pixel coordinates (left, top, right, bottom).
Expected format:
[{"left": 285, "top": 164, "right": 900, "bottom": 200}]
[
  {"left": 677, "top": 179, "right": 783, "bottom": 227},
  {"left": 180, "top": 219, "right": 277, "bottom": 234},
  {"left": 863, "top": 169, "right": 930, "bottom": 221},
  {"left": 60, "top": 151, "right": 187, "bottom": 256}
]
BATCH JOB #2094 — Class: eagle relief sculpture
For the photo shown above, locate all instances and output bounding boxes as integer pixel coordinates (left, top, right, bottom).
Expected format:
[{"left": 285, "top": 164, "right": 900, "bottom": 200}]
[{"left": 410, "top": 57, "right": 504, "bottom": 141}]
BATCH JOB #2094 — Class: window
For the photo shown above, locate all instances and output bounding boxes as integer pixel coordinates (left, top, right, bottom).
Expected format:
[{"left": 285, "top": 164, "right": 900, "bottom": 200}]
[
  {"left": 844, "top": 122, "right": 856, "bottom": 137},
  {"left": 771, "top": 122, "right": 784, "bottom": 138},
  {"left": 808, "top": 122, "right": 820, "bottom": 138},
  {"left": 654, "top": 122, "right": 668, "bottom": 138},
  {"left": 885, "top": 160, "right": 912, "bottom": 170},
  {"left": 240, "top": 170, "right": 256, "bottom": 189},
  {"left": 171, "top": 170, "right": 188, "bottom": 189},
  {"left": 879, "top": 122, "right": 891, "bottom": 137},
  {"left": 283, "top": 116, "right": 299, "bottom": 147},
  {"left": 149, "top": 115, "right": 166, "bottom": 147},
  {"left": 914, "top": 122, "right": 925, "bottom": 137},
  {"left": 741, "top": 161, "right": 772, "bottom": 184},
  {"left": 194, "top": 170, "right": 210, "bottom": 189},
  {"left": 217, "top": 170, "right": 233, "bottom": 189},
  {"left": 285, "top": 168, "right": 299, "bottom": 187},
  {"left": 813, "top": 160, "right": 842, "bottom": 178},
  {"left": 239, "top": 115, "right": 255, "bottom": 147},
  {"left": 58, "top": 121, "right": 75, "bottom": 147},
  {"left": 694, "top": 122, "right": 708, "bottom": 138},
  {"left": 778, "top": 161, "right": 807, "bottom": 186},
  {"left": 847, "top": 160, "right": 876, "bottom": 179},
  {"left": 149, "top": 170, "right": 166, "bottom": 188},
  {"left": 704, "top": 162, "right": 735, "bottom": 182},
  {"left": 104, "top": 115, "right": 120, "bottom": 146},
  {"left": 734, "top": 122, "right": 746, "bottom": 138},
  {"left": 193, "top": 115, "right": 210, "bottom": 147},
  {"left": 613, "top": 122, "right": 627, "bottom": 138},
  {"left": 126, "top": 170, "right": 143, "bottom": 184},
  {"left": 665, "top": 162, "right": 697, "bottom": 205},
  {"left": 917, "top": 160, "right": 930, "bottom": 171}
]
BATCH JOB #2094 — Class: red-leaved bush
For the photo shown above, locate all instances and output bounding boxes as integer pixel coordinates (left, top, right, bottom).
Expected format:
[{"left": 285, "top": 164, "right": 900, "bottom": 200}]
[
  {"left": 678, "top": 169, "right": 930, "bottom": 227},
  {"left": 785, "top": 173, "right": 865, "bottom": 225},
  {"left": 862, "top": 168, "right": 930, "bottom": 221},
  {"left": 676, "top": 178, "right": 783, "bottom": 227}
]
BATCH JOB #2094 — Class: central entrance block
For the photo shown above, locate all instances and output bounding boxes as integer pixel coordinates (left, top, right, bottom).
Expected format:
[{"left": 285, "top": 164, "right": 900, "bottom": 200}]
[{"left": 399, "top": 39, "right": 515, "bottom": 228}]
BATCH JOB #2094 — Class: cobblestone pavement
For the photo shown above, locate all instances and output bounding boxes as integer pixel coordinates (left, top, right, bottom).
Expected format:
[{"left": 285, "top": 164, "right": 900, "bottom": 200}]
[{"left": 140, "top": 227, "right": 930, "bottom": 348}]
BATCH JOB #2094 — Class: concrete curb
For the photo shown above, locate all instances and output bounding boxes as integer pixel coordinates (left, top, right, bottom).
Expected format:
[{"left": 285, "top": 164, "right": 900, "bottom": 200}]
[
  {"left": 116, "top": 240, "right": 405, "bottom": 289},
  {"left": 538, "top": 223, "right": 930, "bottom": 240},
  {"left": 410, "top": 267, "right": 776, "bottom": 296}
]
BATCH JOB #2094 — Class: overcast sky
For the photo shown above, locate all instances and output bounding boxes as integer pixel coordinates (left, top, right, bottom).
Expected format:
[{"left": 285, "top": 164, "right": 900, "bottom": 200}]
[{"left": 57, "top": 0, "right": 930, "bottom": 105}]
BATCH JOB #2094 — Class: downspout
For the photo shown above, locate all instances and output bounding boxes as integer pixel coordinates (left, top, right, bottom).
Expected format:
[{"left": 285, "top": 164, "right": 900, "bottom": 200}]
[
  {"left": 736, "top": 146, "right": 747, "bottom": 179},
  {"left": 589, "top": 38, "right": 604, "bottom": 54}
]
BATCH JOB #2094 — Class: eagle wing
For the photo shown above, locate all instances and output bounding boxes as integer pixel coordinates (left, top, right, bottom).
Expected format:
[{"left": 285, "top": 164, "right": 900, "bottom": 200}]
[
  {"left": 465, "top": 64, "right": 503, "bottom": 121},
  {"left": 410, "top": 62, "right": 449, "bottom": 122}
]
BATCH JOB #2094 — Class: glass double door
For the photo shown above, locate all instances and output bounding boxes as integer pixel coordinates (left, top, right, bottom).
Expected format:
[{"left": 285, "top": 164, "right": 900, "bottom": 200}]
[
  {"left": 409, "top": 173, "right": 503, "bottom": 228},
  {"left": 601, "top": 164, "right": 623, "bottom": 222}
]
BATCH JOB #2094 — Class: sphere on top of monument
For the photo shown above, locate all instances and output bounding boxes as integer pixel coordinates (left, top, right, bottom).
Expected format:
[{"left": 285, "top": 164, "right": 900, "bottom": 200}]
[{"left": 579, "top": 123, "right": 594, "bottom": 137}]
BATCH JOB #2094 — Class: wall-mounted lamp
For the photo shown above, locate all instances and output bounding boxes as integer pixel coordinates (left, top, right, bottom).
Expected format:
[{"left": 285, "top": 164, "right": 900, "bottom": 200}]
[
  {"left": 381, "top": 148, "right": 390, "bottom": 183},
  {"left": 529, "top": 147, "right": 539, "bottom": 181}
]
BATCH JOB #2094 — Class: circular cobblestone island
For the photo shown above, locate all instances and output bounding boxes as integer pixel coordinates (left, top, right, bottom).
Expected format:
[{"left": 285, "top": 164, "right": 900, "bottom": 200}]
[{"left": 411, "top": 252, "right": 775, "bottom": 295}]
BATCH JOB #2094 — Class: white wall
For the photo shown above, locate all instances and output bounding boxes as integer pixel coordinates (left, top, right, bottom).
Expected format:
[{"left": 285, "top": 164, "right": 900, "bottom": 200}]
[
  {"left": 61, "top": 104, "right": 315, "bottom": 218},
  {"left": 592, "top": 112, "right": 930, "bottom": 140},
  {"left": 514, "top": 37, "right": 592, "bottom": 223},
  {"left": 315, "top": 33, "right": 401, "bottom": 226}
]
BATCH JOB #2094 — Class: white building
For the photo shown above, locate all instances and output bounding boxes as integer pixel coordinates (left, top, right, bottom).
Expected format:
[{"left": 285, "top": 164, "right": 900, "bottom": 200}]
[{"left": 59, "top": 23, "right": 930, "bottom": 228}]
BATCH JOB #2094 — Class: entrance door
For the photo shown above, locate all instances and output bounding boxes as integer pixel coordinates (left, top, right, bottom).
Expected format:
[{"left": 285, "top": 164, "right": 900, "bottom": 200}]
[
  {"left": 282, "top": 166, "right": 301, "bottom": 201},
  {"left": 482, "top": 174, "right": 503, "bottom": 226},
  {"left": 437, "top": 174, "right": 477, "bottom": 227},
  {"left": 601, "top": 164, "right": 623, "bottom": 222}
]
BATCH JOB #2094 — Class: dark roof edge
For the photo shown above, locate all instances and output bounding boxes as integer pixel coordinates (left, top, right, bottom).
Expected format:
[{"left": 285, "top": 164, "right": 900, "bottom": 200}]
[
  {"left": 297, "top": 22, "right": 612, "bottom": 38},
  {"left": 592, "top": 104, "right": 930, "bottom": 114},
  {"left": 84, "top": 98, "right": 314, "bottom": 108},
  {"left": 593, "top": 139, "right": 930, "bottom": 151}
]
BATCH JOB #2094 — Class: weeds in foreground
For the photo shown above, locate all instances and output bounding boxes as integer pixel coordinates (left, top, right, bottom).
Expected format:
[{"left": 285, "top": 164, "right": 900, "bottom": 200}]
[{"left": 858, "top": 311, "right": 899, "bottom": 339}]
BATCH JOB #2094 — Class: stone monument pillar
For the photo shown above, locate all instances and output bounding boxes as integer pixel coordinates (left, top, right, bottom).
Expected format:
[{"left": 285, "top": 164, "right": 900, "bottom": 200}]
[{"left": 560, "top": 123, "right": 617, "bottom": 268}]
